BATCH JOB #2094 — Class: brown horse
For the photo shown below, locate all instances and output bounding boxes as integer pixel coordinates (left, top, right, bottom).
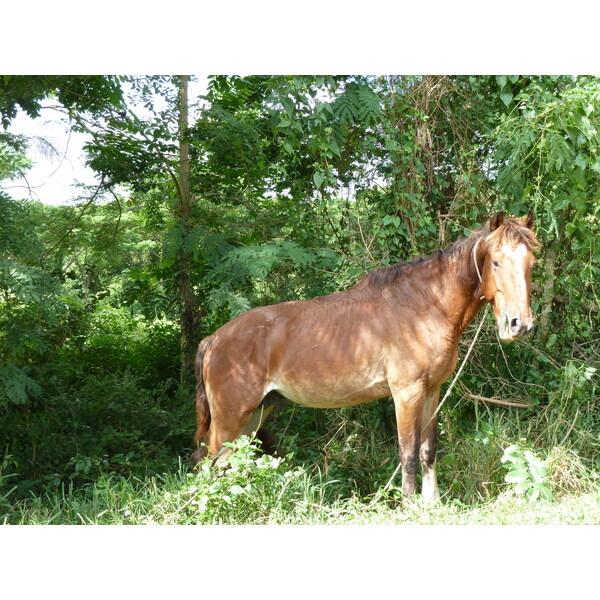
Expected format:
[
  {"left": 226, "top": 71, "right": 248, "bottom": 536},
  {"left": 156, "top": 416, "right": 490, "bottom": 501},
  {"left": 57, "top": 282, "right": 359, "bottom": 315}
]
[{"left": 192, "top": 211, "right": 540, "bottom": 503}]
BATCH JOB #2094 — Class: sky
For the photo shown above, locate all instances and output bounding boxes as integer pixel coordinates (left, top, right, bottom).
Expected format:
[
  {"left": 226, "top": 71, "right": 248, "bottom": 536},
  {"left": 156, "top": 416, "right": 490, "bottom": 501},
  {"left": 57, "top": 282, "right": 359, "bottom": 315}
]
[
  {"left": 5, "top": 102, "right": 99, "bottom": 205},
  {"left": 3, "top": 77, "right": 209, "bottom": 205}
]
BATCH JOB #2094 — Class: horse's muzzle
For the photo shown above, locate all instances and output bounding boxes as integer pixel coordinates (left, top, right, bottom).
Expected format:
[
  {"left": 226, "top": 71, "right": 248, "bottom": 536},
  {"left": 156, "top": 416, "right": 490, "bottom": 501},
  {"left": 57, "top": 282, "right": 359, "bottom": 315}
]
[{"left": 498, "top": 315, "right": 534, "bottom": 342}]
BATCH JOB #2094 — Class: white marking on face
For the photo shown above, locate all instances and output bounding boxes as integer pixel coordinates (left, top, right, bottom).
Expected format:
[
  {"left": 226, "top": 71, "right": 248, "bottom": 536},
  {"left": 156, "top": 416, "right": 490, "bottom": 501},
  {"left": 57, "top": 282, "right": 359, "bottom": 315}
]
[
  {"left": 500, "top": 243, "right": 528, "bottom": 298},
  {"left": 501, "top": 243, "right": 527, "bottom": 260}
]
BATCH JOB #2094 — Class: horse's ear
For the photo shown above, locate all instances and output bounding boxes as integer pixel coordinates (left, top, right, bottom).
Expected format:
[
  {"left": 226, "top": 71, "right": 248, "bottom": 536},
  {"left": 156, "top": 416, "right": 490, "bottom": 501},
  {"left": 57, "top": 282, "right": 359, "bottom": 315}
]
[
  {"left": 524, "top": 210, "right": 535, "bottom": 229},
  {"left": 490, "top": 211, "right": 504, "bottom": 231}
]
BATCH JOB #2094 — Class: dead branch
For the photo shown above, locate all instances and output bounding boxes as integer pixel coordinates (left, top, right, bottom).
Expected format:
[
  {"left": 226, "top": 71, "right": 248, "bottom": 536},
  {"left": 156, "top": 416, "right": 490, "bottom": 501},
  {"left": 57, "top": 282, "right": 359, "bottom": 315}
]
[{"left": 467, "top": 393, "right": 532, "bottom": 409}]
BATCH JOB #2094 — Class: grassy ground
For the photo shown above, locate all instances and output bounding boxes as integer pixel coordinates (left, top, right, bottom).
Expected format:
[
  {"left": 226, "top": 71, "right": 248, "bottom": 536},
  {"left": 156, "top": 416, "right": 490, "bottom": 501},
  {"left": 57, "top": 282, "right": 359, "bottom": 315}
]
[
  {"left": 4, "top": 484, "right": 599, "bottom": 525},
  {"left": 3, "top": 439, "right": 599, "bottom": 525}
]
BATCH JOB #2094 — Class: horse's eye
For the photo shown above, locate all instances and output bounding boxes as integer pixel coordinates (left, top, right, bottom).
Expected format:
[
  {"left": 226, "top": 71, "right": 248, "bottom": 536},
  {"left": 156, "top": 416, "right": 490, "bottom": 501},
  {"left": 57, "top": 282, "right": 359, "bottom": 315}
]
[{"left": 492, "top": 260, "right": 500, "bottom": 268}]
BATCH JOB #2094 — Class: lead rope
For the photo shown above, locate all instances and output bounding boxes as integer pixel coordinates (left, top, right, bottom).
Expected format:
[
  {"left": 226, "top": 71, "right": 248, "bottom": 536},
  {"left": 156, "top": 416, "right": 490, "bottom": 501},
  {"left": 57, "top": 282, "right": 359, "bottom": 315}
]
[{"left": 370, "top": 238, "right": 489, "bottom": 503}]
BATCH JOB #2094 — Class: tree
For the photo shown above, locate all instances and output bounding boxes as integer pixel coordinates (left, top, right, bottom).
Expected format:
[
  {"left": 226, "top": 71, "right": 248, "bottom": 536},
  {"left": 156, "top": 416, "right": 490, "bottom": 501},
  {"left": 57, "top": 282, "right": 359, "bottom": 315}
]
[
  {"left": 176, "top": 75, "right": 199, "bottom": 390},
  {"left": 492, "top": 76, "right": 600, "bottom": 348},
  {"left": 0, "top": 75, "right": 124, "bottom": 129}
]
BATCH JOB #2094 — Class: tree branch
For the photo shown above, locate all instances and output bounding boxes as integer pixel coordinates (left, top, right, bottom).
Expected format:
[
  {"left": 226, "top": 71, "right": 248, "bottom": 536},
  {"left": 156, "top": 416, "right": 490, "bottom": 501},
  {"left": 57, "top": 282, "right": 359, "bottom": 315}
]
[
  {"left": 467, "top": 393, "right": 532, "bottom": 409},
  {"left": 40, "top": 176, "right": 106, "bottom": 262}
]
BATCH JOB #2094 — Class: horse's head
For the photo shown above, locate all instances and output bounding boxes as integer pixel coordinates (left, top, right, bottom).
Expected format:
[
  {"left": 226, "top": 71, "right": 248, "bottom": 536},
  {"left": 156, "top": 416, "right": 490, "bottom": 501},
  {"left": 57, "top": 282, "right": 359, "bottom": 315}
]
[{"left": 479, "top": 211, "right": 540, "bottom": 342}]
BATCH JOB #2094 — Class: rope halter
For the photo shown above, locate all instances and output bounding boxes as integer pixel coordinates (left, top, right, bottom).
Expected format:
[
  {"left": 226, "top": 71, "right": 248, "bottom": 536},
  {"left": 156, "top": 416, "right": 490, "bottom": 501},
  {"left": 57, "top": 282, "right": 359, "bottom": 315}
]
[{"left": 472, "top": 236, "right": 486, "bottom": 300}]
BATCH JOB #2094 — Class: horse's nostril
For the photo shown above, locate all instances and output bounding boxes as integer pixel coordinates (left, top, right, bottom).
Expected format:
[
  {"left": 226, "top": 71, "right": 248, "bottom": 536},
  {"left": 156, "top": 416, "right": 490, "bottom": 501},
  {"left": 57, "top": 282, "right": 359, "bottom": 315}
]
[{"left": 510, "top": 318, "right": 520, "bottom": 332}]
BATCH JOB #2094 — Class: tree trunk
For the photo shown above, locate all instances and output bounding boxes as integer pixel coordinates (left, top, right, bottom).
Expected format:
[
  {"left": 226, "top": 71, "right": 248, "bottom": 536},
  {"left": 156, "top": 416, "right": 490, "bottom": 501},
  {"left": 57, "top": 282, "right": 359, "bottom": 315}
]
[
  {"left": 536, "top": 235, "right": 561, "bottom": 349},
  {"left": 177, "top": 75, "right": 198, "bottom": 393}
]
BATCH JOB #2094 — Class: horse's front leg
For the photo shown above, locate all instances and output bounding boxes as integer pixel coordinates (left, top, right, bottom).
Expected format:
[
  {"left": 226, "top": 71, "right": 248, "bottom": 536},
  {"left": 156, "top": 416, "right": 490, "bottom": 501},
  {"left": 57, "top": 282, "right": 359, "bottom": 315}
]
[
  {"left": 420, "top": 387, "right": 441, "bottom": 504},
  {"left": 390, "top": 379, "right": 425, "bottom": 498}
]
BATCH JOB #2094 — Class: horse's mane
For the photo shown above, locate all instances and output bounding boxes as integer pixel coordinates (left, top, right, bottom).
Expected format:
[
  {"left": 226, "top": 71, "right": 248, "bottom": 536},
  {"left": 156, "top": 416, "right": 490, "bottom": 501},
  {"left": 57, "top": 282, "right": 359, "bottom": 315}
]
[
  {"left": 355, "top": 217, "right": 540, "bottom": 291},
  {"left": 355, "top": 253, "right": 439, "bottom": 289},
  {"left": 484, "top": 217, "right": 541, "bottom": 252}
]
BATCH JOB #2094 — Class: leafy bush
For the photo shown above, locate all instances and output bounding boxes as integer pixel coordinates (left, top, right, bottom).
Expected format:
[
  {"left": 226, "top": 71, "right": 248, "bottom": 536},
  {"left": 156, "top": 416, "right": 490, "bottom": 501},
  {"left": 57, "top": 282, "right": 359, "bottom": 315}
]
[
  {"left": 137, "top": 436, "right": 313, "bottom": 524},
  {"left": 501, "top": 444, "right": 553, "bottom": 503},
  {"left": 0, "top": 362, "right": 42, "bottom": 406},
  {"left": 0, "top": 368, "right": 191, "bottom": 497}
]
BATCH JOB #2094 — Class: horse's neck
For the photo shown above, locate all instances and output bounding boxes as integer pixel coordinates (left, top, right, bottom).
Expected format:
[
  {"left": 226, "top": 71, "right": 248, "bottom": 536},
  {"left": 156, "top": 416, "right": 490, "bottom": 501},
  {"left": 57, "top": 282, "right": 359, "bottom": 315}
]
[
  {"left": 357, "top": 237, "right": 486, "bottom": 342},
  {"left": 436, "top": 240, "right": 486, "bottom": 341}
]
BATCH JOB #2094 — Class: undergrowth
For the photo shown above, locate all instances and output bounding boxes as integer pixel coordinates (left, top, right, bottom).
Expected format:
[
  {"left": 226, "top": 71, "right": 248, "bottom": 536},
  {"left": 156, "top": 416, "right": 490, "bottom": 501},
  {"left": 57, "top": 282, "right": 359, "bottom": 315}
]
[{"left": 2, "top": 436, "right": 598, "bottom": 525}]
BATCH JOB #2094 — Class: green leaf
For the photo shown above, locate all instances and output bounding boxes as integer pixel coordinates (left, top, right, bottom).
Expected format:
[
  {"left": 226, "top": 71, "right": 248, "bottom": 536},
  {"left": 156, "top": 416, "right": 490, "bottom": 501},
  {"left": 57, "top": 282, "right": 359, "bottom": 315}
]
[
  {"left": 501, "top": 444, "right": 520, "bottom": 462},
  {"left": 313, "top": 170, "right": 325, "bottom": 190},
  {"left": 438, "top": 453, "right": 457, "bottom": 467},
  {"left": 574, "top": 153, "right": 588, "bottom": 170},
  {"left": 515, "top": 478, "right": 532, "bottom": 493},
  {"left": 500, "top": 92, "right": 513, "bottom": 107},
  {"left": 281, "top": 96, "right": 294, "bottom": 118},
  {"left": 529, "top": 467, "right": 547, "bottom": 484},
  {"left": 329, "top": 138, "right": 341, "bottom": 157},
  {"left": 539, "top": 485, "right": 553, "bottom": 501},
  {"left": 505, "top": 469, "right": 528, "bottom": 483}
]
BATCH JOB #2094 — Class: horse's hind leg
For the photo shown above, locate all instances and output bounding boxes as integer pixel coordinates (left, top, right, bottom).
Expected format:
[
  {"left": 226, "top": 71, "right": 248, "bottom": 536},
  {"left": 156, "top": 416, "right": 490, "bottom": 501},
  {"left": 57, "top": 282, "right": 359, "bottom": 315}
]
[
  {"left": 202, "top": 386, "right": 271, "bottom": 465},
  {"left": 204, "top": 411, "right": 257, "bottom": 465},
  {"left": 246, "top": 391, "right": 287, "bottom": 455},
  {"left": 255, "top": 426, "right": 279, "bottom": 455},
  {"left": 241, "top": 405, "right": 275, "bottom": 449}
]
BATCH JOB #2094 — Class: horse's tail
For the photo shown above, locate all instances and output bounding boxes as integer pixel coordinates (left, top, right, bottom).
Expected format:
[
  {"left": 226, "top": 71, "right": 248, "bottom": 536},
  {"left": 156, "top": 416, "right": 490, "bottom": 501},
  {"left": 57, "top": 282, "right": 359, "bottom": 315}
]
[{"left": 192, "top": 337, "right": 213, "bottom": 457}]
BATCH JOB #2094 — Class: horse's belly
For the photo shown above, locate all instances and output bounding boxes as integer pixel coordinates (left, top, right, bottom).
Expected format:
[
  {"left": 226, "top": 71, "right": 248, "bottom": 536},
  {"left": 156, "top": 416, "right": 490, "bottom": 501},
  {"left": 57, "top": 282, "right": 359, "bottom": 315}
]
[{"left": 273, "top": 371, "right": 391, "bottom": 409}]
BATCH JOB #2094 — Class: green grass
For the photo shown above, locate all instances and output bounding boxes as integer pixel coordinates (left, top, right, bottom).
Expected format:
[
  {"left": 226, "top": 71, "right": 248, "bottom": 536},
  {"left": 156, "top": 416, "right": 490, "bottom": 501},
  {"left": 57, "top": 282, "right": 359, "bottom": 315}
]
[
  {"left": 4, "top": 481, "right": 599, "bottom": 526},
  {"left": 2, "top": 437, "right": 599, "bottom": 525}
]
